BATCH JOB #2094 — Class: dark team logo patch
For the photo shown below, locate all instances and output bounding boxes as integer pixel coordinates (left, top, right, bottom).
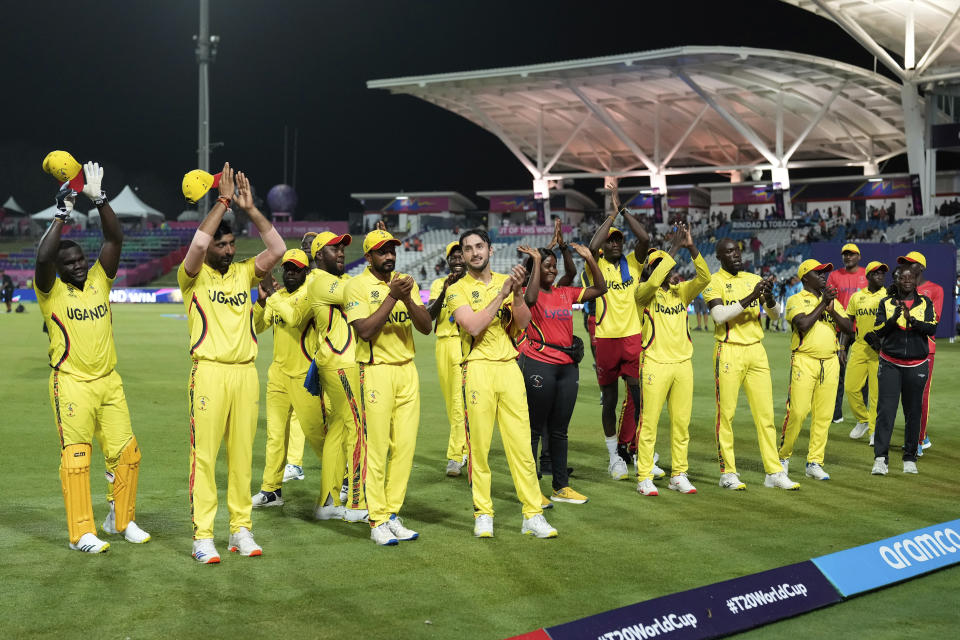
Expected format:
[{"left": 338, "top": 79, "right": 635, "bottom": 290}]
[
  {"left": 725, "top": 283, "right": 733, "bottom": 290},
  {"left": 65, "top": 402, "right": 77, "bottom": 418},
  {"left": 646, "top": 373, "right": 655, "bottom": 385},
  {"left": 329, "top": 282, "right": 338, "bottom": 293},
  {"left": 368, "top": 389, "right": 378, "bottom": 404},
  {"left": 471, "top": 290, "right": 480, "bottom": 301},
  {"left": 198, "top": 396, "right": 210, "bottom": 411},
  {"left": 529, "top": 375, "right": 543, "bottom": 388},
  {"left": 469, "top": 390, "right": 479, "bottom": 405},
  {"left": 371, "top": 290, "right": 380, "bottom": 301}
]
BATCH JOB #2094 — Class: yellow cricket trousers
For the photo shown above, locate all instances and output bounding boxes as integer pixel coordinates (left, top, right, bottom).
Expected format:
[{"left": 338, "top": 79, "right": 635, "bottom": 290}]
[
  {"left": 778, "top": 353, "right": 839, "bottom": 465},
  {"left": 844, "top": 342, "right": 879, "bottom": 435},
  {"left": 462, "top": 360, "right": 542, "bottom": 519},
  {"left": 189, "top": 360, "right": 259, "bottom": 540},
  {"left": 436, "top": 336, "right": 467, "bottom": 462},
  {"left": 319, "top": 366, "right": 365, "bottom": 509},
  {"left": 360, "top": 361, "right": 419, "bottom": 527},
  {"left": 286, "top": 415, "right": 306, "bottom": 467},
  {"left": 636, "top": 357, "right": 692, "bottom": 481},
  {"left": 260, "top": 363, "right": 327, "bottom": 492},
  {"left": 50, "top": 369, "right": 135, "bottom": 540},
  {"left": 713, "top": 342, "right": 782, "bottom": 475}
]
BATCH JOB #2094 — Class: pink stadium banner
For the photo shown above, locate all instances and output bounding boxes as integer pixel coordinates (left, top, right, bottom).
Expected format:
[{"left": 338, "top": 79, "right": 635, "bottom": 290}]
[
  {"left": 248, "top": 220, "right": 349, "bottom": 238},
  {"left": 496, "top": 224, "right": 573, "bottom": 236},
  {"left": 489, "top": 195, "right": 539, "bottom": 213},
  {"left": 381, "top": 197, "right": 450, "bottom": 213},
  {"left": 732, "top": 185, "right": 778, "bottom": 204}
]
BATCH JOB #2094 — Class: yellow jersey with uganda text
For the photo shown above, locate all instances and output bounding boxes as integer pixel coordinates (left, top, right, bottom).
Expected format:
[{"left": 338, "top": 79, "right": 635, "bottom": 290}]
[
  {"left": 702, "top": 268, "right": 765, "bottom": 345},
  {"left": 845, "top": 287, "right": 886, "bottom": 348},
  {"left": 591, "top": 253, "right": 643, "bottom": 339},
  {"left": 36, "top": 260, "right": 117, "bottom": 381},
  {"left": 430, "top": 277, "right": 460, "bottom": 338},
  {"left": 344, "top": 268, "right": 419, "bottom": 365},
  {"left": 253, "top": 285, "right": 318, "bottom": 377},
  {"left": 785, "top": 289, "right": 843, "bottom": 358},
  {"left": 637, "top": 253, "right": 711, "bottom": 363},
  {"left": 308, "top": 269, "right": 356, "bottom": 370},
  {"left": 177, "top": 258, "right": 261, "bottom": 364},
  {"left": 446, "top": 271, "right": 519, "bottom": 363}
]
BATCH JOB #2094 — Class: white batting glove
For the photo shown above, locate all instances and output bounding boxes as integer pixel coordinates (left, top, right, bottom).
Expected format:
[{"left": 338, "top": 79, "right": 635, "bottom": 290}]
[{"left": 82, "top": 161, "right": 106, "bottom": 203}]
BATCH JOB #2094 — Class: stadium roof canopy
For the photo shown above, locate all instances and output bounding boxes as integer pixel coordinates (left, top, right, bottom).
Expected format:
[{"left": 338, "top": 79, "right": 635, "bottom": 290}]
[
  {"left": 780, "top": 0, "right": 960, "bottom": 85},
  {"left": 368, "top": 46, "right": 906, "bottom": 184}
]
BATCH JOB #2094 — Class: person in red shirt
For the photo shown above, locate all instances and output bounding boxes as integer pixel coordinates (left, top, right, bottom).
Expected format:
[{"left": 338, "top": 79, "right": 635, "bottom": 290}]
[
  {"left": 827, "top": 243, "right": 867, "bottom": 423},
  {"left": 517, "top": 242, "right": 606, "bottom": 504},
  {"left": 904, "top": 251, "right": 943, "bottom": 453}
]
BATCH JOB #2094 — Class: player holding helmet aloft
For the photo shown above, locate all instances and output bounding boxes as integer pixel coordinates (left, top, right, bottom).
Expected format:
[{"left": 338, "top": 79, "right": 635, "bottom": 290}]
[
  {"left": 36, "top": 155, "right": 150, "bottom": 553},
  {"left": 633, "top": 222, "right": 711, "bottom": 497},
  {"left": 178, "top": 163, "right": 286, "bottom": 563},
  {"left": 587, "top": 182, "right": 650, "bottom": 481},
  {"left": 703, "top": 238, "right": 798, "bottom": 491}
]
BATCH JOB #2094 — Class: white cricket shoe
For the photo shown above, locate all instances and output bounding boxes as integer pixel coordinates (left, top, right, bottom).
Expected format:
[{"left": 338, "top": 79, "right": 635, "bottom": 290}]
[
  {"left": 871, "top": 457, "right": 888, "bottom": 475},
  {"left": 903, "top": 461, "right": 919, "bottom": 474},
  {"left": 651, "top": 452, "right": 666, "bottom": 479},
  {"left": 805, "top": 463, "right": 831, "bottom": 481},
  {"left": 849, "top": 422, "right": 869, "bottom": 439},
  {"left": 719, "top": 472, "right": 746, "bottom": 491},
  {"left": 315, "top": 504, "right": 345, "bottom": 520},
  {"left": 69, "top": 532, "right": 110, "bottom": 554},
  {"left": 474, "top": 514, "right": 494, "bottom": 538},
  {"left": 764, "top": 471, "right": 800, "bottom": 490},
  {"left": 387, "top": 514, "right": 419, "bottom": 541},
  {"left": 228, "top": 527, "right": 262, "bottom": 557},
  {"left": 636, "top": 478, "right": 659, "bottom": 496},
  {"left": 832, "top": 416, "right": 844, "bottom": 424},
  {"left": 283, "top": 464, "right": 304, "bottom": 482},
  {"left": 521, "top": 514, "right": 558, "bottom": 539},
  {"left": 445, "top": 459, "right": 463, "bottom": 477},
  {"left": 102, "top": 504, "right": 151, "bottom": 543},
  {"left": 370, "top": 522, "right": 398, "bottom": 546},
  {"left": 192, "top": 538, "right": 220, "bottom": 564},
  {"left": 343, "top": 508, "right": 369, "bottom": 523},
  {"left": 251, "top": 490, "right": 283, "bottom": 508},
  {"left": 608, "top": 457, "right": 628, "bottom": 480},
  {"left": 668, "top": 473, "right": 697, "bottom": 494},
  {"left": 339, "top": 479, "right": 349, "bottom": 503}
]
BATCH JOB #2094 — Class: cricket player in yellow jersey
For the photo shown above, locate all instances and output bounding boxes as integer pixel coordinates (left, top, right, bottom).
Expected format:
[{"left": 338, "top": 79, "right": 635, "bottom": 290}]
[
  {"left": 447, "top": 228, "right": 558, "bottom": 540},
  {"left": 633, "top": 224, "right": 710, "bottom": 496},
  {"left": 308, "top": 231, "right": 369, "bottom": 523},
  {"left": 843, "top": 262, "right": 888, "bottom": 443},
  {"left": 178, "top": 165, "right": 286, "bottom": 563},
  {"left": 778, "top": 260, "right": 853, "bottom": 481},
  {"left": 588, "top": 182, "right": 650, "bottom": 480},
  {"left": 428, "top": 241, "right": 467, "bottom": 476},
  {"left": 35, "top": 159, "right": 150, "bottom": 553},
  {"left": 703, "top": 239, "right": 798, "bottom": 490},
  {"left": 345, "top": 227, "right": 432, "bottom": 545},
  {"left": 250, "top": 249, "right": 327, "bottom": 508}
]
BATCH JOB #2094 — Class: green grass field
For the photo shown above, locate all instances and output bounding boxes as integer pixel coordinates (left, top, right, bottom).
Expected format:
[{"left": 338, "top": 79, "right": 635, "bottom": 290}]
[{"left": 1, "top": 304, "right": 958, "bottom": 639}]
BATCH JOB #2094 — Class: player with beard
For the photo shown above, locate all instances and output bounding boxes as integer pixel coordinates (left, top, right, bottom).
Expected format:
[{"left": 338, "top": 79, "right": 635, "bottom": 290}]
[
  {"left": 308, "top": 231, "right": 369, "bottom": 523},
  {"left": 35, "top": 158, "right": 150, "bottom": 553},
  {"left": 250, "top": 250, "right": 326, "bottom": 508},
  {"left": 428, "top": 241, "right": 469, "bottom": 477},
  {"left": 587, "top": 184, "right": 650, "bottom": 481},
  {"left": 344, "top": 227, "right": 432, "bottom": 545},
  {"left": 178, "top": 164, "right": 286, "bottom": 563},
  {"left": 703, "top": 239, "right": 797, "bottom": 491}
]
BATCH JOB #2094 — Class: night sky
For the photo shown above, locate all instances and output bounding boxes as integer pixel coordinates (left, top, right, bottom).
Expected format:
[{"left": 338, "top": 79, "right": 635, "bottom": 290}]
[{"left": 0, "top": 0, "right": 884, "bottom": 217}]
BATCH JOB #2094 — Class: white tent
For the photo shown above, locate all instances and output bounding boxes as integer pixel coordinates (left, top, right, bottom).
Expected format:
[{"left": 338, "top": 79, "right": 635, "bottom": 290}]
[
  {"left": 2, "top": 196, "right": 25, "bottom": 214},
  {"left": 31, "top": 204, "right": 87, "bottom": 227},
  {"left": 88, "top": 185, "right": 164, "bottom": 223}
]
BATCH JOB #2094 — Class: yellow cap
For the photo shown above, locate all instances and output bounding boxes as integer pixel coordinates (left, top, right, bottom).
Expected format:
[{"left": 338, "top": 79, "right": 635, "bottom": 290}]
[
  {"left": 281, "top": 249, "right": 309, "bottom": 268},
  {"left": 897, "top": 251, "right": 926, "bottom": 269},
  {"left": 445, "top": 241, "right": 461, "bottom": 257},
  {"left": 798, "top": 259, "right": 833, "bottom": 280},
  {"left": 181, "top": 169, "right": 222, "bottom": 204},
  {"left": 310, "top": 231, "right": 353, "bottom": 258},
  {"left": 645, "top": 249, "right": 669, "bottom": 267},
  {"left": 607, "top": 227, "right": 624, "bottom": 238},
  {"left": 865, "top": 261, "right": 888, "bottom": 274},
  {"left": 363, "top": 229, "right": 401, "bottom": 254},
  {"left": 42, "top": 151, "right": 84, "bottom": 192},
  {"left": 841, "top": 243, "right": 860, "bottom": 255}
]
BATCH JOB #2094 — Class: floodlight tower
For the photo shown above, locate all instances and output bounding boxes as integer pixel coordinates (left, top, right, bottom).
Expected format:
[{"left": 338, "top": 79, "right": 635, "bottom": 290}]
[{"left": 195, "top": 0, "right": 219, "bottom": 213}]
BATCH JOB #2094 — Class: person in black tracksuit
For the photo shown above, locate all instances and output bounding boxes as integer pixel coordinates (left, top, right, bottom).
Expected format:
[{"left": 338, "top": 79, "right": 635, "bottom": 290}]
[{"left": 865, "top": 264, "right": 937, "bottom": 474}]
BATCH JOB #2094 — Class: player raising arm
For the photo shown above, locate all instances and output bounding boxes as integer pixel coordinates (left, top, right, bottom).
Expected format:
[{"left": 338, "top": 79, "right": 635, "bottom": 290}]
[
  {"left": 177, "top": 163, "right": 286, "bottom": 563},
  {"left": 35, "top": 159, "right": 150, "bottom": 553}
]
